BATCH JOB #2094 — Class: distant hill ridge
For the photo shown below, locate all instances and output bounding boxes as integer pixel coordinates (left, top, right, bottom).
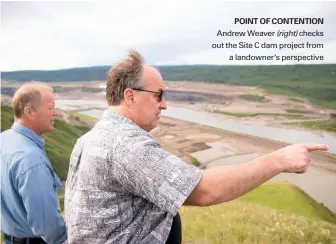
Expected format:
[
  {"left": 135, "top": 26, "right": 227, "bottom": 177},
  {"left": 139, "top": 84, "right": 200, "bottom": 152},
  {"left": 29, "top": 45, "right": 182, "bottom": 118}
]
[
  {"left": 3, "top": 64, "right": 336, "bottom": 83},
  {"left": 3, "top": 64, "right": 336, "bottom": 109}
]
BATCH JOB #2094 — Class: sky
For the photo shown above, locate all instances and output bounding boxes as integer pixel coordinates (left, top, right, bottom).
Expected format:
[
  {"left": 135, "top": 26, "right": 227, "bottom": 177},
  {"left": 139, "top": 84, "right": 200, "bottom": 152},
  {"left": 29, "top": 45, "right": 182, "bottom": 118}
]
[{"left": 1, "top": 1, "right": 336, "bottom": 71}]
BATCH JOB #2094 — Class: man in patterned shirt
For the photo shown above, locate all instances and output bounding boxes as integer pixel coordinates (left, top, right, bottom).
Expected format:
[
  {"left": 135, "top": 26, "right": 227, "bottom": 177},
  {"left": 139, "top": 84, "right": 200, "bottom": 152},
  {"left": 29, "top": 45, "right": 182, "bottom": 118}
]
[{"left": 64, "top": 50, "right": 329, "bottom": 244}]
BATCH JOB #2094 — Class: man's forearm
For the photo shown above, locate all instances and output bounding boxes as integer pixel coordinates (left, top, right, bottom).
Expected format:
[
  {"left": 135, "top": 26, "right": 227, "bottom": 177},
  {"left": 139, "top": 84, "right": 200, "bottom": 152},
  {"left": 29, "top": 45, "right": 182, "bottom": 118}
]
[
  {"left": 198, "top": 152, "right": 283, "bottom": 206},
  {"left": 186, "top": 143, "right": 327, "bottom": 206}
]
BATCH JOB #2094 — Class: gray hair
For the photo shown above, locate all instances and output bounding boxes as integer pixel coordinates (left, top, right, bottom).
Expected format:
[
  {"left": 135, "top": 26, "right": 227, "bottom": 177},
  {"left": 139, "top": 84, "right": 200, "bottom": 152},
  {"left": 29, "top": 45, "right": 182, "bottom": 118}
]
[
  {"left": 12, "top": 81, "right": 53, "bottom": 118},
  {"left": 106, "top": 50, "right": 145, "bottom": 106}
]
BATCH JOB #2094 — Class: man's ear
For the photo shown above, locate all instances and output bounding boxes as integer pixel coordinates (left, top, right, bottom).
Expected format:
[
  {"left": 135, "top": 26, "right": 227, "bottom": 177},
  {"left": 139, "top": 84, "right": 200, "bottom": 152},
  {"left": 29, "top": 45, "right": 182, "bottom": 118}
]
[
  {"left": 23, "top": 107, "right": 35, "bottom": 120},
  {"left": 124, "top": 88, "right": 135, "bottom": 104}
]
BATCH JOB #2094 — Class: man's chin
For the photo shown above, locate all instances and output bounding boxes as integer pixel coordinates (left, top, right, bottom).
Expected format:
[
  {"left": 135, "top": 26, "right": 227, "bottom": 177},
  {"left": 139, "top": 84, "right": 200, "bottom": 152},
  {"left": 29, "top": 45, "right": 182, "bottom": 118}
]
[
  {"left": 145, "top": 122, "right": 158, "bottom": 132},
  {"left": 45, "top": 126, "right": 55, "bottom": 133},
  {"left": 152, "top": 121, "right": 159, "bottom": 129}
]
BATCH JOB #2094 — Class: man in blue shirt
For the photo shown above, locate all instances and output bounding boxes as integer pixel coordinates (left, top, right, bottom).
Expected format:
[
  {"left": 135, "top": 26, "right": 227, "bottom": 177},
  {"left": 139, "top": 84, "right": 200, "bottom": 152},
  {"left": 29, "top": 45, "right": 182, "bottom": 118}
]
[{"left": 1, "top": 82, "right": 67, "bottom": 244}]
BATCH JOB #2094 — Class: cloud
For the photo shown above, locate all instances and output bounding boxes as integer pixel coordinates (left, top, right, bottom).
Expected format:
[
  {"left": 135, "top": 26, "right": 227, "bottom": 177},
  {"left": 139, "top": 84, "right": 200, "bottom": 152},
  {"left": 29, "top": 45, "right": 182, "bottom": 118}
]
[{"left": 1, "top": 1, "right": 335, "bottom": 71}]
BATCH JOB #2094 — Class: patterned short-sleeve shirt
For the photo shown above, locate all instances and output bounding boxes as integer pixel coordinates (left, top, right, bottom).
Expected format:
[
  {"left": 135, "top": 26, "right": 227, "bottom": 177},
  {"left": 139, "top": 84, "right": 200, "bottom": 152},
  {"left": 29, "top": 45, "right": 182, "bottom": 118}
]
[{"left": 65, "top": 109, "right": 203, "bottom": 244}]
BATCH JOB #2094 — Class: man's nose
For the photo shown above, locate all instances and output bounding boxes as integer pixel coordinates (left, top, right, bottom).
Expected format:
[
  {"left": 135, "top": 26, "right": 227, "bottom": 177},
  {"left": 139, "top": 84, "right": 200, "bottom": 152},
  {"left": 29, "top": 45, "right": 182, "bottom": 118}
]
[{"left": 160, "top": 97, "right": 168, "bottom": 110}]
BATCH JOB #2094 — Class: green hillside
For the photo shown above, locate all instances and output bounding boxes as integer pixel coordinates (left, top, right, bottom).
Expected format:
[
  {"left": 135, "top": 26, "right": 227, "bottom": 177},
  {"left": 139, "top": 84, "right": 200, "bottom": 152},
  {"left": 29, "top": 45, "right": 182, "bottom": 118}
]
[
  {"left": 2, "top": 64, "right": 336, "bottom": 109},
  {"left": 239, "top": 182, "right": 336, "bottom": 223},
  {"left": 284, "top": 119, "right": 336, "bottom": 133},
  {"left": 1, "top": 105, "right": 90, "bottom": 180},
  {"left": 57, "top": 181, "right": 336, "bottom": 243},
  {"left": 180, "top": 182, "right": 336, "bottom": 244}
]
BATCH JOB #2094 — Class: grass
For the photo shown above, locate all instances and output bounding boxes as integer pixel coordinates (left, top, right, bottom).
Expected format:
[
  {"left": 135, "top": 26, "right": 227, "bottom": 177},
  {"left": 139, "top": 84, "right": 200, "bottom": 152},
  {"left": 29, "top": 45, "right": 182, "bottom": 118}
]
[
  {"left": 180, "top": 182, "right": 336, "bottom": 244},
  {"left": 56, "top": 182, "right": 336, "bottom": 243},
  {"left": 239, "top": 182, "right": 336, "bottom": 223},
  {"left": 70, "top": 112, "right": 97, "bottom": 122},
  {"left": 308, "top": 98, "right": 336, "bottom": 110},
  {"left": 41, "top": 120, "right": 90, "bottom": 180},
  {"left": 214, "top": 110, "right": 262, "bottom": 117},
  {"left": 284, "top": 119, "right": 336, "bottom": 133},
  {"left": 59, "top": 194, "right": 64, "bottom": 212},
  {"left": 184, "top": 153, "right": 201, "bottom": 167},
  {"left": 239, "top": 94, "right": 266, "bottom": 102},
  {"left": 180, "top": 201, "right": 336, "bottom": 244},
  {"left": 285, "top": 109, "right": 307, "bottom": 114},
  {"left": 1, "top": 105, "right": 90, "bottom": 180},
  {"left": 261, "top": 85, "right": 336, "bottom": 110},
  {"left": 288, "top": 97, "right": 304, "bottom": 103},
  {"left": 281, "top": 114, "right": 309, "bottom": 120},
  {"left": 214, "top": 109, "right": 334, "bottom": 132},
  {"left": 57, "top": 182, "right": 336, "bottom": 244},
  {"left": 190, "top": 156, "right": 201, "bottom": 167},
  {"left": 214, "top": 110, "right": 312, "bottom": 120},
  {"left": 1, "top": 105, "right": 15, "bottom": 130}
]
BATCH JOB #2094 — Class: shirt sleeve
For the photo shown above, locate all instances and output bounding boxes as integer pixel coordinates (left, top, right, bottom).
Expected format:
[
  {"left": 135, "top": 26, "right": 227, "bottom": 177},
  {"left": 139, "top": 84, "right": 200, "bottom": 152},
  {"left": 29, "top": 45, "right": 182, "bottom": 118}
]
[
  {"left": 17, "top": 163, "right": 67, "bottom": 244},
  {"left": 113, "top": 131, "right": 203, "bottom": 216}
]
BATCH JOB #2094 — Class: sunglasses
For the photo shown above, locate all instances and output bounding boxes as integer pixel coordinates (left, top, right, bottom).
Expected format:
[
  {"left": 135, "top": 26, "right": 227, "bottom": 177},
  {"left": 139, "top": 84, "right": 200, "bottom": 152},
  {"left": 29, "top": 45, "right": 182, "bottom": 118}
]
[{"left": 132, "top": 88, "right": 165, "bottom": 102}]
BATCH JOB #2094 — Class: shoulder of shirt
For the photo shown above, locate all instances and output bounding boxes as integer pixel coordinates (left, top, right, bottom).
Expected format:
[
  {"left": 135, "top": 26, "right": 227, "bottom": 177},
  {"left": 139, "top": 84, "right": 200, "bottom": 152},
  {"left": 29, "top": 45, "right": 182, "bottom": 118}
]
[
  {"left": 18, "top": 163, "right": 52, "bottom": 179},
  {"left": 1, "top": 128, "right": 16, "bottom": 138},
  {"left": 15, "top": 149, "right": 49, "bottom": 177},
  {"left": 2, "top": 128, "right": 38, "bottom": 146},
  {"left": 18, "top": 145, "right": 44, "bottom": 160},
  {"left": 118, "top": 127, "right": 159, "bottom": 150}
]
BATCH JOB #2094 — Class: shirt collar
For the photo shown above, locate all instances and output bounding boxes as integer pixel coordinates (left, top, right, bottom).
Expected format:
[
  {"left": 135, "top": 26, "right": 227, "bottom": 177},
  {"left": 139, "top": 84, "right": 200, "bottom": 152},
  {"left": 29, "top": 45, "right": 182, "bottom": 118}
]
[
  {"left": 101, "top": 108, "right": 152, "bottom": 137},
  {"left": 11, "top": 122, "right": 46, "bottom": 149},
  {"left": 102, "top": 108, "right": 135, "bottom": 125}
]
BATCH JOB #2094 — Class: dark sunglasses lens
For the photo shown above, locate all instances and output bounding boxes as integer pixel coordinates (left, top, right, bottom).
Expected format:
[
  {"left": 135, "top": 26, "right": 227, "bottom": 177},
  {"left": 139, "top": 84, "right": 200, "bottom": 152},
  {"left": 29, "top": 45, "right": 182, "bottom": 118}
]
[{"left": 159, "top": 91, "right": 164, "bottom": 102}]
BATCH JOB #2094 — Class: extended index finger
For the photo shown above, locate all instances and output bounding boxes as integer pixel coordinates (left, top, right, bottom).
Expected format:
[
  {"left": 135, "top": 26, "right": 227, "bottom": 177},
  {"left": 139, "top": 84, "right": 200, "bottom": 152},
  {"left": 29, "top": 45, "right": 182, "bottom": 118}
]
[{"left": 304, "top": 144, "right": 329, "bottom": 151}]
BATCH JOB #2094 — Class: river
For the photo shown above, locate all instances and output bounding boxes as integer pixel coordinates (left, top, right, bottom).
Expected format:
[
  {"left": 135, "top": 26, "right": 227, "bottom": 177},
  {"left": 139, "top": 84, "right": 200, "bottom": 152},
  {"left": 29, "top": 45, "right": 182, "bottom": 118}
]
[
  {"left": 55, "top": 99, "right": 336, "bottom": 212},
  {"left": 56, "top": 99, "right": 335, "bottom": 154}
]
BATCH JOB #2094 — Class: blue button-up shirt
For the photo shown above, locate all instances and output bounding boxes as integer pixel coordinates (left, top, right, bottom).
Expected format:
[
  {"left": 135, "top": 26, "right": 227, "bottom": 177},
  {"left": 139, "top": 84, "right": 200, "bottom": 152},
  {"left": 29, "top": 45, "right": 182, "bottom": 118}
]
[{"left": 1, "top": 122, "right": 67, "bottom": 244}]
